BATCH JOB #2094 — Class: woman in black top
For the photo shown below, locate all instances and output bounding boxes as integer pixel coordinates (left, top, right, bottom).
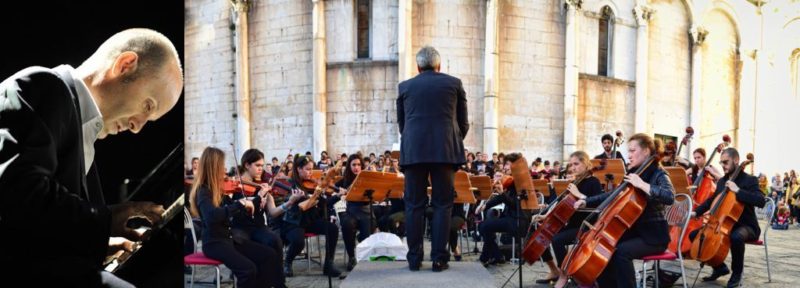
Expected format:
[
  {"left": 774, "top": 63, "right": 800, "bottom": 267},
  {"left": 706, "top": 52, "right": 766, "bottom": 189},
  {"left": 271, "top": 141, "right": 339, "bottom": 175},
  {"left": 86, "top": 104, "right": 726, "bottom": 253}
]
[
  {"left": 329, "top": 154, "right": 373, "bottom": 271},
  {"left": 536, "top": 151, "right": 603, "bottom": 284},
  {"left": 188, "top": 147, "right": 288, "bottom": 288},
  {"left": 570, "top": 134, "right": 675, "bottom": 288},
  {"left": 280, "top": 155, "right": 342, "bottom": 277}
]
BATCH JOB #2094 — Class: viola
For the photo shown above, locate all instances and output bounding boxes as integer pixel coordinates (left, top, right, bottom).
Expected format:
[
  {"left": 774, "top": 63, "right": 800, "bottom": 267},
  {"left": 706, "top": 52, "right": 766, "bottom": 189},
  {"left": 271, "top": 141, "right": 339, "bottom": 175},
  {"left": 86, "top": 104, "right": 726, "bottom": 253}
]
[{"left": 689, "top": 153, "right": 754, "bottom": 266}]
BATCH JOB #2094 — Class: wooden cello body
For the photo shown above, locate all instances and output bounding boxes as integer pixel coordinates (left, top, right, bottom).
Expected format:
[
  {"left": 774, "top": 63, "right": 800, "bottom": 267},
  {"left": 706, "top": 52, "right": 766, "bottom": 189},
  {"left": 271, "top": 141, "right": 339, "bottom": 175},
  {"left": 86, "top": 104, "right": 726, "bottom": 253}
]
[
  {"left": 561, "top": 156, "right": 656, "bottom": 285},
  {"left": 520, "top": 192, "right": 580, "bottom": 265},
  {"left": 689, "top": 153, "right": 753, "bottom": 266}
]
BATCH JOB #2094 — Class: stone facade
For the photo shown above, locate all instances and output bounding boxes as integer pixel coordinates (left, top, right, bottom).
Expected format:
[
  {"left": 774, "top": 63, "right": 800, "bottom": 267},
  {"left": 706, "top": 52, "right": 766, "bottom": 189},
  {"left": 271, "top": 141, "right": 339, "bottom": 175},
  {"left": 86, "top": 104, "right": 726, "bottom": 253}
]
[{"left": 184, "top": 0, "right": 799, "bottom": 175}]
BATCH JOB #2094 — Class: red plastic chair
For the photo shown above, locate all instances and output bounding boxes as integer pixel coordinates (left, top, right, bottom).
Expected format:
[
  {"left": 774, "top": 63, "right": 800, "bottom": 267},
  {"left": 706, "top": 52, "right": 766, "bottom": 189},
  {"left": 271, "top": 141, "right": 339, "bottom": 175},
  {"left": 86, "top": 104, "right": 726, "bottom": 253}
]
[
  {"left": 184, "top": 207, "right": 224, "bottom": 288},
  {"left": 638, "top": 193, "right": 692, "bottom": 288}
]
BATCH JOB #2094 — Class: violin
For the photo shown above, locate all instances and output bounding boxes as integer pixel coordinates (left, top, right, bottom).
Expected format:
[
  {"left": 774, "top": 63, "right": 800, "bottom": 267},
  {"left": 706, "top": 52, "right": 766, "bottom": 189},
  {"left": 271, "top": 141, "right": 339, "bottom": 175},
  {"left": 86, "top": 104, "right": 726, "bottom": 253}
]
[
  {"left": 561, "top": 155, "right": 657, "bottom": 285},
  {"left": 298, "top": 159, "right": 343, "bottom": 211},
  {"left": 690, "top": 153, "right": 754, "bottom": 266}
]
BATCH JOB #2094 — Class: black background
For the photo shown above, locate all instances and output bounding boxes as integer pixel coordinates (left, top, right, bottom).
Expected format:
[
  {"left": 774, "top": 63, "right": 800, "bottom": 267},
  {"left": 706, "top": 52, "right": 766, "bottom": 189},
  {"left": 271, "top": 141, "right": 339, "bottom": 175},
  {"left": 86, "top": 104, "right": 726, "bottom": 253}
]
[{"left": 0, "top": 0, "right": 185, "bottom": 204}]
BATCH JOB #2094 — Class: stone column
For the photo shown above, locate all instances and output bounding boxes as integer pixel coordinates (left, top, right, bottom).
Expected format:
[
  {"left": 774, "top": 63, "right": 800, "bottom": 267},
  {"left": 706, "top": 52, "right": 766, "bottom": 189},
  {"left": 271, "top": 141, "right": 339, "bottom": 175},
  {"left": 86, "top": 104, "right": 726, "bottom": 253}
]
[
  {"left": 312, "top": 0, "right": 327, "bottom": 157},
  {"left": 633, "top": 4, "right": 653, "bottom": 133},
  {"left": 688, "top": 25, "right": 707, "bottom": 156},
  {"left": 232, "top": 0, "right": 252, "bottom": 154},
  {"left": 395, "top": 0, "right": 413, "bottom": 150},
  {"left": 738, "top": 48, "right": 758, "bottom": 155},
  {"left": 483, "top": 0, "right": 500, "bottom": 155},
  {"left": 562, "top": 0, "right": 581, "bottom": 160}
]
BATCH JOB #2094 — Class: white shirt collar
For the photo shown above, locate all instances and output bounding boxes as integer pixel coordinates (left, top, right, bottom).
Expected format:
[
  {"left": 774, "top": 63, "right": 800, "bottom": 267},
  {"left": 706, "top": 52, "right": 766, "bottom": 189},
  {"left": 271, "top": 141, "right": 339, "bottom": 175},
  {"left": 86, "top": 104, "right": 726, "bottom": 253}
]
[{"left": 65, "top": 65, "right": 104, "bottom": 174}]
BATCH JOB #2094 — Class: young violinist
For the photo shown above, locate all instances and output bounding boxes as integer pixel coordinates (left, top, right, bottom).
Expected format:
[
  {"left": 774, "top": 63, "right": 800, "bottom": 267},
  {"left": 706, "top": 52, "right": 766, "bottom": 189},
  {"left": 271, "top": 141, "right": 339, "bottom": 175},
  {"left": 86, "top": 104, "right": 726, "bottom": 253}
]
[
  {"left": 687, "top": 148, "right": 722, "bottom": 182},
  {"left": 329, "top": 154, "right": 372, "bottom": 271},
  {"left": 280, "top": 155, "right": 342, "bottom": 277},
  {"left": 573, "top": 133, "right": 675, "bottom": 288},
  {"left": 474, "top": 153, "right": 532, "bottom": 267},
  {"left": 188, "top": 147, "right": 288, "bottom": 288},
  {"left": 230, "top": 149, "right": 289, "bottom": 283},
  {"left": 536, "top": 151, "right": 603, "bottom": 285},
  {"left": 688, "top": 148, "right": 765, "bottom": 288}
]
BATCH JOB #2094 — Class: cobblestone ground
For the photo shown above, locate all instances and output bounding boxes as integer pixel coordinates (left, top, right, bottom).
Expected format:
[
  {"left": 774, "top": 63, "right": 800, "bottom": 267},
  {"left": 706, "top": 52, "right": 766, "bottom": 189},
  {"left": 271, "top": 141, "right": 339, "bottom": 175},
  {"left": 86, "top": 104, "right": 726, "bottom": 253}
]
[{"left": 186, "top": 219, "right": 799, "bottom": 287}]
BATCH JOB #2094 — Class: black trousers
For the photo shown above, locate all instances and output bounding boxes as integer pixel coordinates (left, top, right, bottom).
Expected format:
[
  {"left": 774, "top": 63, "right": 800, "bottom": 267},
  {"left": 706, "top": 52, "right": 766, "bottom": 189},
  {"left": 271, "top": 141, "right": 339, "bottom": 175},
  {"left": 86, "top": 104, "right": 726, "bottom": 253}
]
[
  {"left": 281, "top": 219, "right": 339, "bottom": 265},
  {"left": 688, "top": 225, "right": 757, "bottom": 278},
  {"left": 478, "top": 216, "right": 527, "bottom": 262},
  {"left": 379, "top": 211, "right": 405, "bottom": 237},
  {"left": 232, "top": 227, "right": 285, "bottom": 283},
  {"left": 448, "top": 216, "right": 466, "bottom": 253},
  {"left": 595, "top": 236, "right": 666, "bottom": 288},
  {"left": 539, "top": 227, "right": 578, "bottom": 266},
  {"left": 404, "top": 163, "right": 456, "bottom": 263},
  {"left": 203, "top": 239, "right": 281, "bottom": 288},
  {"left": 341, "top": 206, "right": 375, "bottom": 257}
]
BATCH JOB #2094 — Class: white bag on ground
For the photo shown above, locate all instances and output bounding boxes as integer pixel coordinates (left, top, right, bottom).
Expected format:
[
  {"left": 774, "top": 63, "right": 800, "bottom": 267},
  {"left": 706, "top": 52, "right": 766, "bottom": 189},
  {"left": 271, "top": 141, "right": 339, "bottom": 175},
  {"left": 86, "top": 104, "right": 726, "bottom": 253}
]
[{"left": 355, "top": 232, "right": 408, "bottom": 261}]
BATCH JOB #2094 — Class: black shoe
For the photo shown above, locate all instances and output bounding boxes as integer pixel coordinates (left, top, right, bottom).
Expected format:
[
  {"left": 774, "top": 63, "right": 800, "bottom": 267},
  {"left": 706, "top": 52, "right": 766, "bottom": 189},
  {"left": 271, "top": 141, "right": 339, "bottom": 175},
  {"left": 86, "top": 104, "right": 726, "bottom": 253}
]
[
  {"left": 347, "top": 257, "right": 357, "bottom": 271},
  {"left": 432, "top": 261, "right": 449, "bottom": 272},
  {"left": 726, "top": 274, "right": 742, "bottom": 288},
  {"left": 702, "top": 265, "right": 730, "bottom": 282},
  {"left": 283, "top": 263, "right": 294, "bottom": 278},
  {"left": 323, "top": 263, "right": 342, "bottom": 277},
  {"left": 453, "top": 254, "right": 462, "bottom": 261},
  {"left": 409, "top": 262, "right": 421, "bottom": 271},
  {"left": 535, "top": 276, "right": 558, "bottom": 284}
]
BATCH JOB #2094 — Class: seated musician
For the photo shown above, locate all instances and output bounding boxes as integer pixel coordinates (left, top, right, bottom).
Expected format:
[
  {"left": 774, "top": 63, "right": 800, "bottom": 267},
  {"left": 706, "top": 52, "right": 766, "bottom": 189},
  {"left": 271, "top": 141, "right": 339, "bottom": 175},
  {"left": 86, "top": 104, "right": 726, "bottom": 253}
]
[
  {"left": 474, "top": 153, "right": 532, "bottom": 267},
  {"left": 188, "top": 147, "right": 286, "bottom": 288},
  {"left": 687, "top": 148, "right": 722, "bottom": 182},
  {"left": 594, "top": 134, "right": 626, "bottom": 166},
  {"left": 573, "top": 133, "right": 675, "bottom": 288},
  {"left": 380, "top": 197, "right": 406, "bottom": 237},
  {"left": 535, "top": 151, "right": 603, "bottom": 284},
  {"left": 280, "top": 155, "right": 342, "bottom": 277},
  {"left": 230, "top": 149, "right": 287, "bottom": 282},
  {"left": 688, "top": 148, "right": 765, "bottom": 288},
  {"left": 186, "top": 157, "right": 199, "bottom": 178},
  {"left": 329, "top": 154, "right": 373, "bottom": 271},
  {"left": 0, "top": 28, "right": 180, "bottom": 287}
]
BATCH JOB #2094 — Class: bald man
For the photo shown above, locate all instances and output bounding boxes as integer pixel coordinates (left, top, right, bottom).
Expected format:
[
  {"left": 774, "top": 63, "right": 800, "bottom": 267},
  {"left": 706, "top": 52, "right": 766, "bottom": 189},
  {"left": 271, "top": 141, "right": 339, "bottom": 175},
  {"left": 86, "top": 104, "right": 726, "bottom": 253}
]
[{"left": 0, "top": 28, "right": 183, "bottom": 287}]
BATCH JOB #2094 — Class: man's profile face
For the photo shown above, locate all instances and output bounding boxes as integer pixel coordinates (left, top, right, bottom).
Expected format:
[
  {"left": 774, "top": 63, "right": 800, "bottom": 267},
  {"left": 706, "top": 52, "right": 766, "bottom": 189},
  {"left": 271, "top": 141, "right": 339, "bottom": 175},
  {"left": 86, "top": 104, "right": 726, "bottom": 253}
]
[{"left": 98, "top": 55, "right": 183, "bottom": 139}]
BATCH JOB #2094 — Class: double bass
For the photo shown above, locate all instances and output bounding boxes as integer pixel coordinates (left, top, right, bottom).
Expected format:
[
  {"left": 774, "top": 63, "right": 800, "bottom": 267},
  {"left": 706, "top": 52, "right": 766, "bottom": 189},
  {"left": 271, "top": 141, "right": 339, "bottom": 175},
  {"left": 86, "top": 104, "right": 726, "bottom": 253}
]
[
  {"left": 689, "top": 153, "right": 754, "bottom": 266},
  {"left": 520, "top": 171, "right": 594, "bottom": 265},
  {"left": 560, "top": 155, "right": 657, "bottom": 285},
  {"left": 668, "top": 134, "right": 730, "bottom": 254},
  {"left": 671, "top": 126, "right": 694, "bottom": 167}
]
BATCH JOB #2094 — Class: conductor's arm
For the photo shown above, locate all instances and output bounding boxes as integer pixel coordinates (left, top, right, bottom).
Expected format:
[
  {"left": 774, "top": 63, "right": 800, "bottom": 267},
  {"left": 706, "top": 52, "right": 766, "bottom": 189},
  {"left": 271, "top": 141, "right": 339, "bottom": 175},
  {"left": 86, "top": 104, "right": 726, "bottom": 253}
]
[{"left": 456, "top": 79, "right": 468, "bottom": 139}]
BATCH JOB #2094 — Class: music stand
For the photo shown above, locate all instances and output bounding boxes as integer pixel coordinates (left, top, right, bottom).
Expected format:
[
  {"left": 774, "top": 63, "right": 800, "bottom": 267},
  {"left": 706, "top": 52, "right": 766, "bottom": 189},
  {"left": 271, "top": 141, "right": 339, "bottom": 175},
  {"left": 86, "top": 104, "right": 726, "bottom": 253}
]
[
  {"left": 511, "top": 157, "right": 539, "bottom": 210},
  {"left": 454, "top": 171, "right": 477, "bottom": 204},
  {"left": 387, "top": 174, "right": 405, "bottom": 199},
  {"left": 551, "top": 179, "right": 570, "bottom": 197},
  {"left": 469, "top": 175, "right": 493, "bottom": 201},
  {"left": 664, "top": 167, "right": 691, "bottom": 195},
  {"left": 390, "top": 150, "right": 400, "bottom": 160},
  {"left": 590, "top": 159, "right": 626, "bottom": 190},
  {"left": 346, "top": 171, "right": 396, "bottom": 232},
  {"left": 532, "top": 179, "right": 550, "bottom": 198}
]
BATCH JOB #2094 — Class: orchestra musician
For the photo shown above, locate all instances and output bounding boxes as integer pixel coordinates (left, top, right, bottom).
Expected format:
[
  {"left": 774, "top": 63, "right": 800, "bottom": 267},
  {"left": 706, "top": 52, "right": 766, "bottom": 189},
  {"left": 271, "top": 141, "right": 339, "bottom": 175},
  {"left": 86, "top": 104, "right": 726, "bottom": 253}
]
[
  {"left": 330, "top": 154, "right": 373, "bottom": 271},
  {"left": 572, "top": 134, "right": 675, "bottom": 288},
  {"left": 687, "top": 148, "right": 722, "bottom": 182},
  {"left": 688, "top": 148, "right": 765, "bottom": 288},
  {"left": 188, "top": 147, "right": 286, "bottom": 288},
  {"left": 594, "top": 134, "right": 626, "bottom": 165},
  {"left": 536, "top": 151, "right": 603, "bottom": 285},
  {"left": 0, "top": 28, "right": 181, "bottom": 287}
]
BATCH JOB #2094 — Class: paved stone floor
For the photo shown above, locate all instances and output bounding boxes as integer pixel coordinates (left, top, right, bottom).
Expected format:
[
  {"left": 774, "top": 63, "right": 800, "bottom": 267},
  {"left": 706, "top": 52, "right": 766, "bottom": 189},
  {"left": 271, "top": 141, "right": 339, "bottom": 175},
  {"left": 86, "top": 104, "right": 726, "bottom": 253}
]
[{"left": 185, "top": 219, "right": 799, "bottom": 287}]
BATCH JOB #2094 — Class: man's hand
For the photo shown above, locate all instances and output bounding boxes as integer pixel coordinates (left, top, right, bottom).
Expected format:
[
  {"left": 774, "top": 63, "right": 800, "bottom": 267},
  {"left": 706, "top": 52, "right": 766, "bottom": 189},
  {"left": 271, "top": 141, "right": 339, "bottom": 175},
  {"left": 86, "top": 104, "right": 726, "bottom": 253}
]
[
  {"left": 110, "top": 201, "right": 164, "bottom": 241},
  {"left": 107, "top": 237, "right": 137, "bottom": 255},
  {"left": 726, "top": 181, "right": 740, "bottom": 193},
  {"left": 573, "top": 199, "right": 587, "bottom": 209}
]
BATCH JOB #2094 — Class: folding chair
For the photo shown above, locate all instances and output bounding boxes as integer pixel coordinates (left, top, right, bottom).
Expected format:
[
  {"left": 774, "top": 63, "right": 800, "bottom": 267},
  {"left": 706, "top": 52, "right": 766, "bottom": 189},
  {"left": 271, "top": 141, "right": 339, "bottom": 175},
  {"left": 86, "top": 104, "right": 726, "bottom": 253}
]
[
  {"left": 639, "top": 193, "right": 692, "bottom": 288},
  {"left": 184, "top": 207, "right": 225, "bottom": 288},
  {"left": 745, "top": 197, "right": 775, "bottom": 282}
]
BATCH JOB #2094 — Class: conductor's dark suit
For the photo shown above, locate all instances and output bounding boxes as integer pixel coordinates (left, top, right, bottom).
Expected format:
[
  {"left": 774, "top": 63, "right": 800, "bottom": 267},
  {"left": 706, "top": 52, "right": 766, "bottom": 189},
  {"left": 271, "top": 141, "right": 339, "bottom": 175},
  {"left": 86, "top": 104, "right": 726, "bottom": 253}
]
[{"left": 397, "top": 69, "right": 468, "bottom": 264}]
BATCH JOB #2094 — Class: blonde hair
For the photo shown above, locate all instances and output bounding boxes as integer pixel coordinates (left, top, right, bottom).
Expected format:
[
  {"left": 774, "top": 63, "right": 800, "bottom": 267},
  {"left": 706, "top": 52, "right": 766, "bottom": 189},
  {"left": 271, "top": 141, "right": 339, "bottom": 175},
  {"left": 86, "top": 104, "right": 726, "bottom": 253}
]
[
  {"left": 189, "top": 147, "right": 226, "bottom": 217},
  {"left": 569, "top": 150, "right": 593, "bottom": 179}
]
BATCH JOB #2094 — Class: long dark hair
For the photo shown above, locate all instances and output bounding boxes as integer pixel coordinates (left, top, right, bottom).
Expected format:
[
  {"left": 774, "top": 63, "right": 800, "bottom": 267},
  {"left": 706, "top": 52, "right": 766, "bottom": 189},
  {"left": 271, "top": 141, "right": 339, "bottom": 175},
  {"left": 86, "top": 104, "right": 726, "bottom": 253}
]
[
  {"left": 291, "top": 154, "right": 315, "bottom": 192},
  {"left": 344, "top": 154, "right": 363, "bottom": 184}
]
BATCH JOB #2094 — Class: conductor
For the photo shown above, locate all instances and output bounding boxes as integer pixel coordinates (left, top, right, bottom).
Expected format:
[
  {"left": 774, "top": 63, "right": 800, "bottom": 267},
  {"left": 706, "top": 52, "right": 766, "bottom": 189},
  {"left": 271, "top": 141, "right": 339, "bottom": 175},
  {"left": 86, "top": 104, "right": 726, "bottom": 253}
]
[{"left": 396, "top": 46, "right": 468, "bottom": 272}]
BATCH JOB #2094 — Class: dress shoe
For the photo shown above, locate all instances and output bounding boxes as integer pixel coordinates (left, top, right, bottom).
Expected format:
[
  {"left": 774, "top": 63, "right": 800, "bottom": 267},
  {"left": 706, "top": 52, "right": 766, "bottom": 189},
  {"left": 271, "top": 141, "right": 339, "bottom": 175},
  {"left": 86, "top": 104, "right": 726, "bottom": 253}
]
[
  {"left": 283, "top": 262, "right": 294, "bottom": 278},
  {"left": 702, "top": 265, "right": 730, "bottom": 282},
  {"left": 726, "top": 274, "right": 742, "bottom": 288},
  {"left": 323, "top": 263, "right": 342, "bottom": 277},
  {"left": 535, "top": 276, "right": 559, "bottom": 284},
  {"left": 409, "top": 262, "right": 421, "bottom": 271},
  {"left": 432, "top": 261, "right": 449, "bottom": 272},
  {"left": 347, "top": 257, "right": 357, "bottom": 271}
]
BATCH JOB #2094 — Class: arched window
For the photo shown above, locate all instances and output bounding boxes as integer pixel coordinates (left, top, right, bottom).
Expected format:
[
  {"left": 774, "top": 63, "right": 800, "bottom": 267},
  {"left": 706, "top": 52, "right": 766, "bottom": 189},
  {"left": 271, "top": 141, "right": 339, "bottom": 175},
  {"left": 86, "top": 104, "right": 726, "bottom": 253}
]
[{"left": 598, "top": 6, "right": 614, "bottom": 77}]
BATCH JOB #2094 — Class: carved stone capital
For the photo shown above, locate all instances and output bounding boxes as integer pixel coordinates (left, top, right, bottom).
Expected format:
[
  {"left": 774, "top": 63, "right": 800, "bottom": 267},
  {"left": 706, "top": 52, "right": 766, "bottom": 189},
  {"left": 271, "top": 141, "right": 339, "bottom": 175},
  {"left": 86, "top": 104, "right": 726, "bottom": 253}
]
[
  {"left": 633, "top": 4, "right": 654, "bottom": 25},
  {"left": 230, "top": 0, "right": 252, "bottom": 13},
  {"left": 564, "top": 0, "right": 583, "bottom": 11},
  {"left": 690, "top": 25, "right": 709, "bottom": 46}
]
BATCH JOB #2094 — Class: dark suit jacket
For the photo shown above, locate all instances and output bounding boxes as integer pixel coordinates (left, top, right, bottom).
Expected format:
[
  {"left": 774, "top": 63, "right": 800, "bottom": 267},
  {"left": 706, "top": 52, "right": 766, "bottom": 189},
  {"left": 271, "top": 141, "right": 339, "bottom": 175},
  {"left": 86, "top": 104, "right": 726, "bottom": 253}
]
[
  {"left": 0, "top": 66, "right": 109, "bottom": 282},
  {"left": 196, "top": 185, "right": 245, "bottom": 245},
  {"left": 694, "top": 172, "right": 765, "bottom": 236},
  {"left": 397, "top": 70, "right": 468, "bottom": 166}
]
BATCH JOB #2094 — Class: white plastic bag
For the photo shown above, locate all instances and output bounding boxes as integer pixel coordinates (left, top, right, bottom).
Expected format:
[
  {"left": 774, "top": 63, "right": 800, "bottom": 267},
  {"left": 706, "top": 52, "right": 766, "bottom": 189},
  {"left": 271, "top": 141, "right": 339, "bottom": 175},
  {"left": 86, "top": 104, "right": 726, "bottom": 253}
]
[{"left": 355, "top": 232, "right": 408, "bottom": 261}]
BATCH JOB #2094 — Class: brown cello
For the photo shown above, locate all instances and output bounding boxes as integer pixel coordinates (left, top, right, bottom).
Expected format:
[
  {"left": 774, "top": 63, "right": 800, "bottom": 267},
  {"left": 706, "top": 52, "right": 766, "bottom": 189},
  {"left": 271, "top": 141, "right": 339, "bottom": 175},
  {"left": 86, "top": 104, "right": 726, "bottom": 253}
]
[
  {"left": 689, "top": 153, "right": 754, "bottom": 266},
  {"left": 521, "top": 169, "right": 598, "bottom": 265},
  {"left": 560, "top": 155, "right": 657, "bottom": 285},
  {"left": 668, "top": 134, "right": 730, "bottom": 254}
]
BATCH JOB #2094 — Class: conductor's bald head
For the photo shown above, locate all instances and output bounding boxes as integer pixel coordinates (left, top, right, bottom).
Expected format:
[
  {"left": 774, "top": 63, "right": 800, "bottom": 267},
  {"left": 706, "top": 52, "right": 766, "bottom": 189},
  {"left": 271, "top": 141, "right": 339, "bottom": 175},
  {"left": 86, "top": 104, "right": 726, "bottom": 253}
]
[{"left": 77, "top": 28, "right": 183, "bottom": 139}]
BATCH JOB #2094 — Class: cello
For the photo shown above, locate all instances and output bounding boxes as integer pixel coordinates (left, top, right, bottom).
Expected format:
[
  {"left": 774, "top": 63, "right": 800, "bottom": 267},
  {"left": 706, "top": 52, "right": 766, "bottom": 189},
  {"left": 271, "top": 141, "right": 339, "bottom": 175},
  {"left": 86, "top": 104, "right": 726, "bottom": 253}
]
[
  {"left": 689, "top": 153, "right": 754, "bottom": 266},
  {"left": 560, "top": 155, "right": 657, "bottom": 285},
  {"left": 521, "top": 171, "right": 594, "bottom": 265},
  {"left": 668, "top": 134, "right": 730, "bottom": 254},
  {"left": 671, "top": 126, "right": 694, "bottom": 167}
]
